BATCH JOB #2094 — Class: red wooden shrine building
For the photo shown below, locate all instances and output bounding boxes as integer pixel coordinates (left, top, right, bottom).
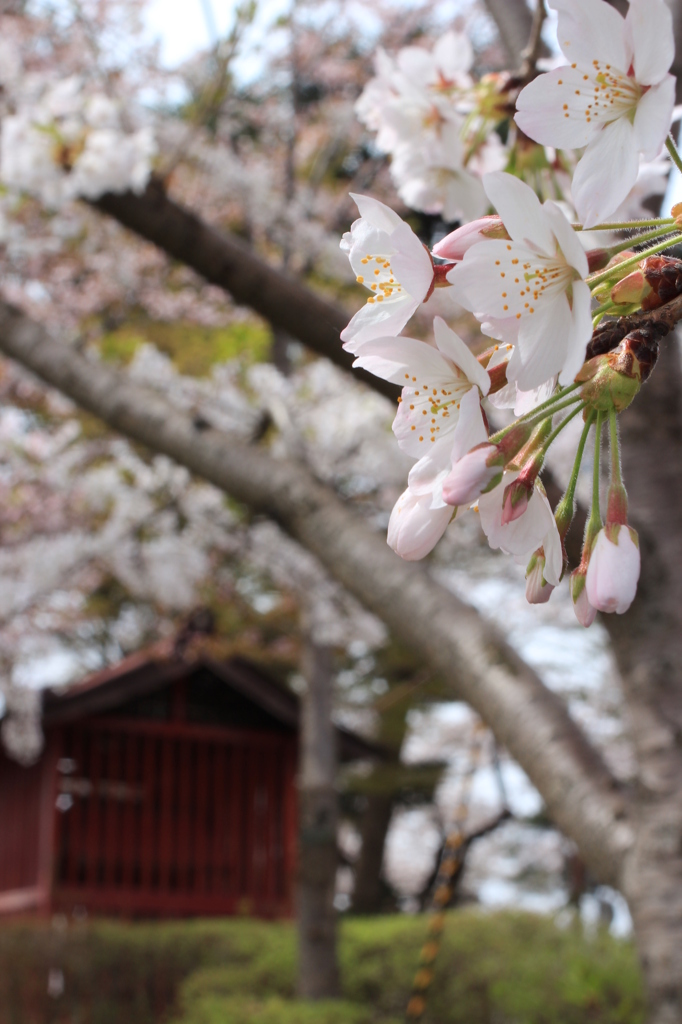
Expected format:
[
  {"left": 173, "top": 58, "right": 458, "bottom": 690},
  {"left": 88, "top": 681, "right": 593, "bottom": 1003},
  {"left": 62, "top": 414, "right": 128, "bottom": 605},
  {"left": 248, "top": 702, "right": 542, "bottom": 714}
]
[{"left": 0, "top": 652, "right": 375, "bottom": 920}]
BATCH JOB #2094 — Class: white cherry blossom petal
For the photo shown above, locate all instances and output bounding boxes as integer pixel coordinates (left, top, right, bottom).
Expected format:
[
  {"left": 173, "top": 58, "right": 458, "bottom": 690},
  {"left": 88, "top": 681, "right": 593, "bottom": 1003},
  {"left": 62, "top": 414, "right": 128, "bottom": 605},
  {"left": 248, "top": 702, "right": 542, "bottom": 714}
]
[
  {"left": 508, "top": 295, "right": 574, "bottom": 391},
  {"left": 571, "top": 117, "right": 639, "bottom": 228},
  {"left": 408, "top": 448, "right": 451, "bottom": 503},
  {"left": 542, "top": 202, "right": 588, "bottom": 278},
  {"left": 633, "top": 77, "right": 676, "bottom": 160},
  {"left": 482, "top": 172, "right": 554, "bottom": 255},
  {"left": 341, "top": 294, "right": 422, "bottom": 350},
  {"left": 627, "top": 0, "right": 674, "bottom": 86},
  {"left": 479, "top": 475, "right": 561, "bottom": 584},
  {"left": 350, "top": 193, "right": 404, "bottom": 234},
  {"left": 432, "top": 31, "right": 474, "bottom": 77},
  {"left": 450, "top": 386, "right": 488, "bottom": 462},
  {"left": 549, "top": 0, "right": 629, "bottom": 71},
  {"left": 433, "top": 317, "right": 490, "bottom": 396},
  {"left": 352, "top": 335, "right": 460, "bottom": 385},
  {"left": 558, "top": 279, "right": 593, "bottom": 385},
  {"left": 515, "top": 67, "right": 597, "bottom": 150},
  {"left": 390, "top": 223, "right": 435, "bottom": 295}
]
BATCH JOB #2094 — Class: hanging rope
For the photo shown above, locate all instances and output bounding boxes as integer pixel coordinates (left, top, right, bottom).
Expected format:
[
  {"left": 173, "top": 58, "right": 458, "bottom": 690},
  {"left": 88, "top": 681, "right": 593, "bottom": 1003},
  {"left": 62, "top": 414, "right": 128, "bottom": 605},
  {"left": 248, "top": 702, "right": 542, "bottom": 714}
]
[{"left": 405, "top": 718, "right": 487, "bottom": 1023}]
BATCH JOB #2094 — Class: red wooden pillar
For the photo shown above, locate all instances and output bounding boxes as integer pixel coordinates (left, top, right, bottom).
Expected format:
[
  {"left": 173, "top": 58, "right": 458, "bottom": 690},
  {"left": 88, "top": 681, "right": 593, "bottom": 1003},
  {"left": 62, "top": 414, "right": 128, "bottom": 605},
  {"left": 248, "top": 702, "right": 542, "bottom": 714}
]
[
  {"left": 37, "top": 730, "right": 61, "bottom": 915},
  {"left": 282, "top": 736, "right": 298, "bottom": 914}
]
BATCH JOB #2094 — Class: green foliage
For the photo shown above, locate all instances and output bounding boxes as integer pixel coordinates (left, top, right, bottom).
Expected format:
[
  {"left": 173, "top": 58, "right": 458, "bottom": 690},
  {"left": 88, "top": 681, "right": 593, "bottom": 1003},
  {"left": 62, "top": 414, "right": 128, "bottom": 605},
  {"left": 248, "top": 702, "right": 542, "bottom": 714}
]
[
  {"left": 0, "top": 911, "right": 644, "bottom": 1024},
  {"left": 98, "top": 318, "right": 272, "bottom": 375},
  {"left": 173, "top": 995, "right": 378, "bottom": 1024}
]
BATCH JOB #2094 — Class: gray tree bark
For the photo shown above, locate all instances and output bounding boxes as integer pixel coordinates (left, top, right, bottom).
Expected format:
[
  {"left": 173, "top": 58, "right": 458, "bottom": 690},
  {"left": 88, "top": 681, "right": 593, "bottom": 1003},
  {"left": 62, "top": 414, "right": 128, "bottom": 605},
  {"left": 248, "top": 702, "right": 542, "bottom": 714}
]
[
  {"left": 351, "top": 694, "right": 410, "bottom": 914},
  {"left": 297, "top": 638, "right": 340, "bottom": 999},
  {"left": 482, "top": 0, "right": 537, "bottom": 67},
  {"left": 600, "top": 339, "right": 682, "bottom": 1024}
]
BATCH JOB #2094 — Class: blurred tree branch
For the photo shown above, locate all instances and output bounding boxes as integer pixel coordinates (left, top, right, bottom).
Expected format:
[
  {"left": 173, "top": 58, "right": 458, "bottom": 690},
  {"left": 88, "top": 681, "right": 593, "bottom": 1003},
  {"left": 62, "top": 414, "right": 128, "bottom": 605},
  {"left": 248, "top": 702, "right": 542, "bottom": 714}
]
[
  {"left": 0, "top": 299, "right": 632, "bottom": 890},
  {"left": 92, "top": 180, "right": 399, "bottom": 401}
]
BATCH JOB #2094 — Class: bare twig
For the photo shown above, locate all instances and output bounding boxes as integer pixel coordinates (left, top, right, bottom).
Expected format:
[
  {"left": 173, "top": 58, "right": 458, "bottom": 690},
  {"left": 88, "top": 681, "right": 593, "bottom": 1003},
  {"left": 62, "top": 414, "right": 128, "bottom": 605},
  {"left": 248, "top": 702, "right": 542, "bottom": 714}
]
[{"left": 519, "top": 0, "right": 547, "bottom": 82}]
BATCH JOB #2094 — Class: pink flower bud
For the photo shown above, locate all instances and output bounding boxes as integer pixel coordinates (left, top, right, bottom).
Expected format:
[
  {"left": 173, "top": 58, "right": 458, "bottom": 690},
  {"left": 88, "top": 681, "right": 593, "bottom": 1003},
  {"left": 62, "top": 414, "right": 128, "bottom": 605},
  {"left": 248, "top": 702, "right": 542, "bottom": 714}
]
[
  {"left": 585, "top": 249, "right": 610, "bottom": 273},
  {"left": 432, "top": 216, "right": 508, "bottom": 261},
  {"left": 526, "top": 553, "right": 554, "bottom": 605},
  {"left": 570, "top": 569, "right": 597, "bottom": 628},
  {"left": 442, "top": 445, "right": 502, "bottom": 507},
  {"left": 610, "top": 268, "right": 652, "bottom": 307},
  {"left": 501, "top": 477, "right": 531, "bottom": 525},
  {"left": 585, "top": 524, "right": 640, "bottom": 615}
]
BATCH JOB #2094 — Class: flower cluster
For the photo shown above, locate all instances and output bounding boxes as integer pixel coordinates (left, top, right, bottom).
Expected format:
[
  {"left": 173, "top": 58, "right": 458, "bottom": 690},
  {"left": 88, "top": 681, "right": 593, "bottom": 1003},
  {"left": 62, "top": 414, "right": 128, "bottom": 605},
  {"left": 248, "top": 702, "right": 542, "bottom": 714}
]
[
  {"left": 0, "top": 76, "right": 155, "bottom": 207},
  {"left": 342, "top": 0, "right": 682, "bottom": 626},
  {"left": 355, "top": 31, "right": 506, "bottom": 222}
]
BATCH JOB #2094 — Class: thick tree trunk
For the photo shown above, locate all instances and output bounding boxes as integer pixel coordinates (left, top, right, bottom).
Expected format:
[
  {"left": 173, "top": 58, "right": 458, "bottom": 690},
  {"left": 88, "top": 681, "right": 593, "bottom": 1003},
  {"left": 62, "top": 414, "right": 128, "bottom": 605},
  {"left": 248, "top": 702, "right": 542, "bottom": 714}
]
[
  {"left": 297, "top": 639, "right": 340, "bottom": 1000},
  {"left": 352, "top": 793, "right": 395, "bottom": 913},
  {"left": 601, "top": 339, "right": 682, "bottom": 1023},
  {"left": 352, "top": 683, "right": 412, "bottom": 914}
]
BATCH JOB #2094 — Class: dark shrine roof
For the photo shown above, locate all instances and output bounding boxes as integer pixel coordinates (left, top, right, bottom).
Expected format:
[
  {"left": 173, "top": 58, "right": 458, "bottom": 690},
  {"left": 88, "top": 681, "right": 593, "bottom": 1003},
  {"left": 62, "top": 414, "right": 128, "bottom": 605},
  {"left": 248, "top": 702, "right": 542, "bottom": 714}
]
[{"left": 41, "top": 650, "right": 383, "bottom": 762}]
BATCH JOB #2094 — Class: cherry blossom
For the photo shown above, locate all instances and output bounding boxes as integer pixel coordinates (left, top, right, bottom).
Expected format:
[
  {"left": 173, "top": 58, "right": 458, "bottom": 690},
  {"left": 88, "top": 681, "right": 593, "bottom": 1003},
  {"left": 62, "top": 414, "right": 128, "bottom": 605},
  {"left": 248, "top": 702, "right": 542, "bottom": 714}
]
[
  {"left": 515, "top": 0, "right": 676, "bottom": 227},
  {"left": 354, "top": 31, "right": 506, "bottom": 220},
  {"left": 340, "top": 194, "right": 435, "bottom": 350},
  {"left": 448, "top": 172, "right": 592, "bottom": 391},
  {"left": 389, "top": 122, "right": 489, "bottom": 223},
  {"left": 355, "top": 31, "right": 474, "bottom": 157},
  {"left": 351, "top": 316, "right": 490, "bottom": 463},
  {"left": 0, "top": 76, "right": 155, "bottom": 207},
  {"left": 353, "top": 318, "right": 491, "bottom": 558}
]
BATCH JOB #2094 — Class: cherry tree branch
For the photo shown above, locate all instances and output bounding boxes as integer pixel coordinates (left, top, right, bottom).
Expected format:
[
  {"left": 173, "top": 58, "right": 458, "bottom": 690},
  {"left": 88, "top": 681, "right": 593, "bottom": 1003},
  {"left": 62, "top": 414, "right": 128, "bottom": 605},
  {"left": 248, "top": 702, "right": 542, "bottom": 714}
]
[
  {"left": 92, "top": 181, "right": 400, "bottom": 402},
  {"left": 0, "top": 299, "right": 633, "bottom": 887}
]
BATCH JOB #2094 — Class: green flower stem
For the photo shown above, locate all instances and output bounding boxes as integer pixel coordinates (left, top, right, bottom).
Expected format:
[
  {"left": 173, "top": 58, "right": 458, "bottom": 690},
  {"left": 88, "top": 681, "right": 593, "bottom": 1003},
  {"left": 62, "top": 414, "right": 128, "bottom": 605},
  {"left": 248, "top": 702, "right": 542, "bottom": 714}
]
[
  {"left": 666, "top": 134, "right": 682, "bottom": 177},
  {"left": 606, "top": 224, "right": 681, "bottom": 256},
  {"left": 609, "top": 408, "right": 623, "bottom": 488},
  {"left": 487, "top": 392, "right": 583, "bottom": 446},
  {"left": 587, "top": 234, "right": 682, "bottom": 290},
  {"left": 539, "top": 401, "right": 586, "bottom": 455},
  {"left": 573, "top": 217, "right": 675, "bottom": 232},
  {"left": 592, "top": 300, "right": 618, "bottom": 323},
  {"left": 555, "top": 410, "right": 596, "bottom": 533},
  {"left": 590, "top": 410, "right": 604, "bottom": 527}
]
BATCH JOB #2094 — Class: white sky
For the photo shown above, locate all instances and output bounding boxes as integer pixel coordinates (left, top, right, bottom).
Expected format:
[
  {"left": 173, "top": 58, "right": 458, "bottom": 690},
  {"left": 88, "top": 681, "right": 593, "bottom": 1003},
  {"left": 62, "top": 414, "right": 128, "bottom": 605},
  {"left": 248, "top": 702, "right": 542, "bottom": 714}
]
[{"left": 143, "top": 0, "right": 291, "bottom": 76}]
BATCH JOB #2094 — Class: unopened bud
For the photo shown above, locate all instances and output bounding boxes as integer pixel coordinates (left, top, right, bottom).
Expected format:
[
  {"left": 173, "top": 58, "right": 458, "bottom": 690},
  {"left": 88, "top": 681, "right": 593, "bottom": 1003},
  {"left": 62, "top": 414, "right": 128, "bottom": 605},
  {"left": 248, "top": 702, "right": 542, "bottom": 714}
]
[
  {"left": 591, "top": 251, "right": 638, "bottom": 304},
  {"left": 585, "top": 524, "right": 640, "bottom": 615},
  {"left": 526, "top": 551, "right": 554, "bottom": 605},
  {"left": 586, "top": 248, "right": 610, "bottom": 273},
  {"left": 610, "top": 268, "right": 652, "bottom": 307},
  {"left": 501, "top": 477, "right": 533, "bottom": 525},
  {"left": 570, "top": 568, "right": 597, "bottom": 628},
  {"left": 606, "top": 481, "right": 628, "bottom": 526},
  {"left": 442, "top": 445, "right": 502, "bottom": 507},
  {"left": 576, "top": 346, "right": 642, "bottom": 413},
  {"left": 432, "top": 216, "right": 509, "bottom": 261},
  {"left": 672, "top": 201, "right": 682, "bottom": 226}
]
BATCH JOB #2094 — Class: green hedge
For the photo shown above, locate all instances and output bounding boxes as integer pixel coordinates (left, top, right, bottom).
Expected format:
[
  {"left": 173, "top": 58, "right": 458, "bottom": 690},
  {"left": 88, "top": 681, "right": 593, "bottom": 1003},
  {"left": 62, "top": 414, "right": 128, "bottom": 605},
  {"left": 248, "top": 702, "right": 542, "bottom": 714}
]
[{"left": 0, "top": 910, "right": 643, "bottom": 1024}]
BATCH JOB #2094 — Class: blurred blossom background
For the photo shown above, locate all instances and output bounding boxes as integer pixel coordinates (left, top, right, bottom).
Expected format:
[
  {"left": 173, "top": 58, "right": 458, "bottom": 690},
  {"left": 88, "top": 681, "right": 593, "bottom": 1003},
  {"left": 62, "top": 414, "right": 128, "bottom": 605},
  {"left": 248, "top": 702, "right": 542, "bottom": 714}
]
[{"left": 0, "top": 1, "right": 675, "bottom": 1021}]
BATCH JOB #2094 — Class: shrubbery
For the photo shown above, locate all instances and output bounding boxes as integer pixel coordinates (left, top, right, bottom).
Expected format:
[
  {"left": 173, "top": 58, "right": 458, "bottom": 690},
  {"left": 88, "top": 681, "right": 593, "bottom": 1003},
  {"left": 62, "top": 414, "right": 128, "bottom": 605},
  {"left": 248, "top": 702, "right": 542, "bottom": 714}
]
[{"left": 0, "top": 910, "right": 643, "bottom": 1024}]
